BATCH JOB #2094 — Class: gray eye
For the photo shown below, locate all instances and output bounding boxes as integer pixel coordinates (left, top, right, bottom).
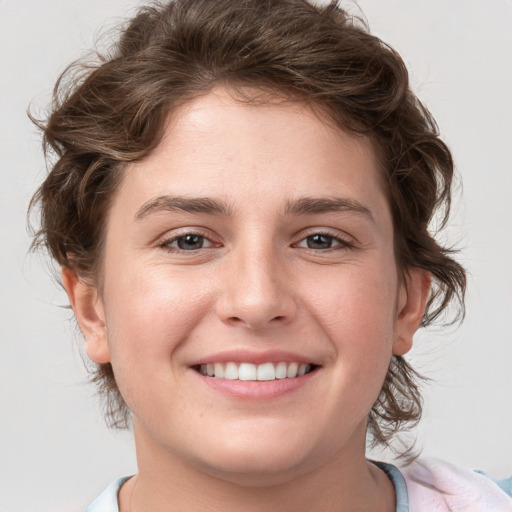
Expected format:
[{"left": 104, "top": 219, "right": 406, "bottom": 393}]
[
  {"left": 306, "top": 234, "right": 333, "bottom": 249},
  {"left": 176, "top": 234, "right": 205, "bottom": 250}
]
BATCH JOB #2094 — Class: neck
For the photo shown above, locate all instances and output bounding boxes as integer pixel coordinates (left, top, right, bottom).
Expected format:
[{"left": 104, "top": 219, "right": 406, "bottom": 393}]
[{"left": 119, "top": 421, "right": 396, "bottom": 512}]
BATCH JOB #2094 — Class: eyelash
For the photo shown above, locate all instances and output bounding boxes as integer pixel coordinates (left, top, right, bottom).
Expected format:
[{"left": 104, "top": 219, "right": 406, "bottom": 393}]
[
  {"left": 293, "top": 232, "right": 355, "bottom": 252},
  {"left": 158, "top": 230, "right": 354, "bottom": 253}
]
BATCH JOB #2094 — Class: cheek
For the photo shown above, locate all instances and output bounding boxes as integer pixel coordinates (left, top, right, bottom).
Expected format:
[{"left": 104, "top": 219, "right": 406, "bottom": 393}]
[
  {"left": 305, "top": 260, "right": 399, "bottom": 402},
  {"left": 102, "top": 264, "right": 212, "bottom": 368},
  {"left": 100, "top": 266, "right": 216, "bottom": 419},
  {"left": 307, "top": 262, "right": 398, "bottom": 339}
]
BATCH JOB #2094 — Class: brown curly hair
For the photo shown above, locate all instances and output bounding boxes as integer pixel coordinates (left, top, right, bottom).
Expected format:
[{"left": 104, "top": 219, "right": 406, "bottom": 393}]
[{"left": 29, "top": 0, "right": 466, "bottom": 449}]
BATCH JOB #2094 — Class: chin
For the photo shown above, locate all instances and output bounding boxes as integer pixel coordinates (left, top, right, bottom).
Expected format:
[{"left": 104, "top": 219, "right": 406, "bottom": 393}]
[
  {"left": 188, "top": 427, "right": 322, "bottom": 487},
  {"left": 198, "top": 453, "right": 312, "bottom": 488}
]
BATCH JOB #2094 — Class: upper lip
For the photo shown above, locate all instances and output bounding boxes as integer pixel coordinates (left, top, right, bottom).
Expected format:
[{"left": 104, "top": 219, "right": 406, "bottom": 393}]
[{"left": 189, "top": 349, "right": 322, "bottom": 367}]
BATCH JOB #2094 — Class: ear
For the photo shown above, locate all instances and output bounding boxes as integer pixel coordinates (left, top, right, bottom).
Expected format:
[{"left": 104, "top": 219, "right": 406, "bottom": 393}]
[
  {"left": 61, "top": 266, "right": 111, "bottom": 364},
  {"left": 392, "top": 268, "right": 431, "bottom": 356}
]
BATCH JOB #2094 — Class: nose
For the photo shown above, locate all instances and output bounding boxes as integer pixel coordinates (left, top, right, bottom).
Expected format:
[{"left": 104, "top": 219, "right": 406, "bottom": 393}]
[{"left": 215, "top": 245, "right": 297, "bottom": 330}]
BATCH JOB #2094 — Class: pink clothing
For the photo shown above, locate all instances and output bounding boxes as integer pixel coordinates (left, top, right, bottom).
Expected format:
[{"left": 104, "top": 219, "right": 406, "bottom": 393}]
[{"left": 402, "top": 458, "right": 512, "bottom": 511}]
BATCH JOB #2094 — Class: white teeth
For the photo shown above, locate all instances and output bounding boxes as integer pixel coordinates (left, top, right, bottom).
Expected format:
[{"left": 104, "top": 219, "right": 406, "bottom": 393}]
[
  {"left": 198, "top": 361, "right": 314, "bottom": 381},
  {"left": 286, "top": 362, "right": 298, "bottom": 378},
  {"left": 224, "top": 362, "right": 238, "bottom": 380},
  {"left": 275, "top": 362, "right": 287, "bottom": 379},
  {"left": 238, "top": 363, "right": 257, "bottom": 381},
  {"left": 214, "top": 362, "right": 224, "bottom": 379},
  {"left": 257, "top": 362, "right": 275, "bottom": 381}
]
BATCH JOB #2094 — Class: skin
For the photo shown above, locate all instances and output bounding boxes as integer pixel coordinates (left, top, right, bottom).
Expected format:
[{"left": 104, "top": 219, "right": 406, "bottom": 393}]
[{"left": 63, "top": 88, "right": 430, "bottom": 511}]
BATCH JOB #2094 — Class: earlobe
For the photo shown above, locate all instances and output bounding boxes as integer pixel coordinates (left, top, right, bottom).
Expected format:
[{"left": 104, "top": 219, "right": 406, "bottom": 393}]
[
  {"left": 61, "top": 266, "right": 111, "bottom": 364},
  {"left": 392, "top": 269, "right": 431, "bottom": 356}
]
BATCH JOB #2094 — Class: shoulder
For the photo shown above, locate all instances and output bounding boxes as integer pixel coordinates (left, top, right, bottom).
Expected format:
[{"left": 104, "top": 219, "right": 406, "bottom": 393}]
[
  {"left": 85, "top": 477, "right": 130, "bottom": 512},
  {"left": 400, "top": 458, "right": 512, "bottom": 512}
]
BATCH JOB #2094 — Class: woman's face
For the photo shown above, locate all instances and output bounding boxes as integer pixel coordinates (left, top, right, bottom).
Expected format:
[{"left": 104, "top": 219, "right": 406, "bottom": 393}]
[{"left": 69, "top": 88, "right": 426, "bottom": 484}]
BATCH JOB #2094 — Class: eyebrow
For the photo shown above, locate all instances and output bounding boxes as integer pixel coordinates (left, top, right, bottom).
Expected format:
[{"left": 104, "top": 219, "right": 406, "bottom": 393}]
[
  {"left": 285, "top": 197, "right": 374, "bottom": 222},
  {"left": 135, "top": 196, "right": 234, "bottom": 220},
  {"left": 134, "top": 194, "right": 374, "bottom": 223}
]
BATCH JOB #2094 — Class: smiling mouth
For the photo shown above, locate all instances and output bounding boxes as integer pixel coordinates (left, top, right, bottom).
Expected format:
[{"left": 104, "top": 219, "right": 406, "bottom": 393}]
[{"left": 194, "top": 362, "right": 318, "bottom": 381}]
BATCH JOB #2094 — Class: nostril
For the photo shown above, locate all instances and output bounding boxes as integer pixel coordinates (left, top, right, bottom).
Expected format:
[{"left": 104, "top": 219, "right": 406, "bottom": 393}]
[{"left": 226, "top": 316, "right": 244, "bottom": 325}]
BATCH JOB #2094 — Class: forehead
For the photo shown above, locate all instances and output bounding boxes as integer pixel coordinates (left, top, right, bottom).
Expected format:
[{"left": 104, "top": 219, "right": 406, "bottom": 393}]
[
  {"left": 113, "top": 87, "right": 388, "bottom": 219},
  {"left": 126, "top": 88, "right": 381, "bottom": 191}
]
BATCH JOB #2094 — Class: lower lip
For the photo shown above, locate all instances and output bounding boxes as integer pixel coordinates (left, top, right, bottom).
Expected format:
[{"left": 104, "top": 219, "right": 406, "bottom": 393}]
[{"left": 193, "top": 369, "right": 319, "bottom": 400}]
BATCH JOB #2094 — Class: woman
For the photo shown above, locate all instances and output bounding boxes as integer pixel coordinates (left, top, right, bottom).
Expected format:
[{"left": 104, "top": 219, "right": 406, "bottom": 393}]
[{"left": 29, "top": 0, "right": 511, "bottom": 510}]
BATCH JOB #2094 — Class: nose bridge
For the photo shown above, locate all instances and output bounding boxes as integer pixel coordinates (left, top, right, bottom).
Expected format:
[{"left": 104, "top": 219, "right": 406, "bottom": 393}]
[{"left": 217, "top": 233, "right": 296, "bottom": 329}]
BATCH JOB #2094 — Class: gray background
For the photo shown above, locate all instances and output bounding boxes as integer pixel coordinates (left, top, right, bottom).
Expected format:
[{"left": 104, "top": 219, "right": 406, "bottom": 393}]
[{"left": 1, "top": 0, "right": 511, "bottom": 510}]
